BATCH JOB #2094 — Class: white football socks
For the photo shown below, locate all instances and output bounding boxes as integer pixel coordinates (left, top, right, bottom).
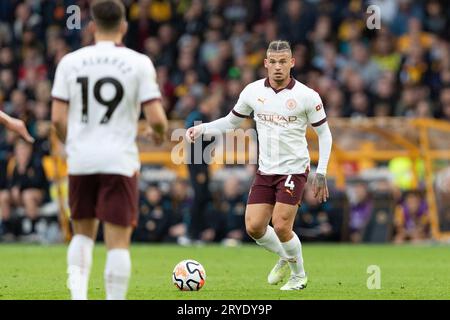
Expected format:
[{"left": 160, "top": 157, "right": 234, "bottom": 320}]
[
  {"left": 281, "top": 232, "right": 306, "bottom": 277},
  {"left": 67, "top": 234, "right": 94, "bottom": 300},
  {"left": 255, "top": 225, "right": 287, "bottom": 259},
  {"left": 104, "top": 249, "right": 131, "bottom": 300}
]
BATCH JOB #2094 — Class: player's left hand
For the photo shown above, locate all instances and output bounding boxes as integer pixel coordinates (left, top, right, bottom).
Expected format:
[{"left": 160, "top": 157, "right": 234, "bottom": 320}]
[
  {"left": 6, "top": 118, "right": 34, "bottom": 143},
  {"left": 312, "top": 173, "right": 329, "bottom": 203}
]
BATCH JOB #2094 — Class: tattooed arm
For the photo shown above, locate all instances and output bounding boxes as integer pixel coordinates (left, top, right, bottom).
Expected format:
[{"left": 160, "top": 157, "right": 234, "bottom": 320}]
[{"left": 312, "top": 122, "right": 332, "bottom": 203}]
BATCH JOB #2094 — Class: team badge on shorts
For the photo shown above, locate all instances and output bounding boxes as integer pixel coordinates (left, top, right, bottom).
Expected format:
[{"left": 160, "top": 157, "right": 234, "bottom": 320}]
[{"left": 286, "top": 99, "right": 297, "bottom": 110}]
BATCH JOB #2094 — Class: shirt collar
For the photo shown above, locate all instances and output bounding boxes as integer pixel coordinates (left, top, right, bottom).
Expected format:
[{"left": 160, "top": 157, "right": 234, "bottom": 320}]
[
  {"left": 264, "top": 77, "right": 296, "bottom": 93},
  {"left": 95, "top": 41, "right": 124, "bottom": 47}
]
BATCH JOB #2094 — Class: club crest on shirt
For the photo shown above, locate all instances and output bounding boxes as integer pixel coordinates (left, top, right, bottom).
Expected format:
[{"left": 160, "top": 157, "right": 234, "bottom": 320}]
[{"left": 286, "top": 99, "right": 297, "bottom": 110}]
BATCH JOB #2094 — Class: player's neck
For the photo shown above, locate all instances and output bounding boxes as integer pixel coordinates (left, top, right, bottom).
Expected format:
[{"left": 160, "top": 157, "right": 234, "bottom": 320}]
[
  {"left": 94, "top": 33, "right": 123, "bottom": 45},
  {"left": 268, "top": 77, "right": 292, "bottom": 90}
]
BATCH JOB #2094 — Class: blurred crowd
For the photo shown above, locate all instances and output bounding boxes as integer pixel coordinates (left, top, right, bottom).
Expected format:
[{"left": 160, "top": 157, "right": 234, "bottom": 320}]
[{"left": 2, "top": 0, "right": 449, "bottom": 243}]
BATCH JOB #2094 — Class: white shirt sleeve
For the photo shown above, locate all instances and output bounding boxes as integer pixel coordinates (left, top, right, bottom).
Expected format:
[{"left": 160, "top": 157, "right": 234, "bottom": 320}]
[
  {"left": 138, "top": 55, "right": 162, "bottom": 105},
  {"left": 306, "top": 90, "right": 332, "bottom": 175},
  {"left": 231, "top": 86, "right": 253, "bottom": 118},
  {"left": 305, "top": 90, "right": 327, "bottom": 127},
  {"left": 200, "top": 112, "right": 247, "bottom": 134},
  {"left": 312, "top": 121, "right": 332, "bottom": 175},
  {"left": 51, "top": 56, "right": 70, "bottom": 102}
]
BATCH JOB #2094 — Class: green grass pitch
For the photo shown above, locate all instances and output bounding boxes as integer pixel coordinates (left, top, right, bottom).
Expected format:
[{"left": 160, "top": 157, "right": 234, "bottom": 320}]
[{"left": 0, "top": 243, "right": 449, "bottom": 300}]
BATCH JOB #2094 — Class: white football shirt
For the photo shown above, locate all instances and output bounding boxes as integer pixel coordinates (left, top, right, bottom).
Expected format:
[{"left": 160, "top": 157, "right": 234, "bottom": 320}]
[
  {"left": 51, "top": 41, "right": 161, "bottom": 177},
  {"left": 232, "top": 78, "right": 327, "bottom": 175}
]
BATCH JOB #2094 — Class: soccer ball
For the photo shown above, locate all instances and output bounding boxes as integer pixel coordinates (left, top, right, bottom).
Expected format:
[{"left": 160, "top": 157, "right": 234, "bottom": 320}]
[{"left": 172, "top": 259, "right": 206, "bottom": 291}]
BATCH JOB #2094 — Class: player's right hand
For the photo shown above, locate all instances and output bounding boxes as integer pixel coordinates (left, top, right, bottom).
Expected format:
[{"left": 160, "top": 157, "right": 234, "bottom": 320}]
[
  {"left": 7, "top": 118, "right": 35, "bottom": 143},
  {"left": 185, "top": 125, "right": 204, "bottom": 143}
]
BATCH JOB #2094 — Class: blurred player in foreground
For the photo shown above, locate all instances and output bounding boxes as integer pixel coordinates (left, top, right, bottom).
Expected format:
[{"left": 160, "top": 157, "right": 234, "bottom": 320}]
[
  {"left": 187, "top": 40, "right": 332, "bottom": 290},
  {"left": 51, "top": 0, "right": 168, "bottom": 299}
]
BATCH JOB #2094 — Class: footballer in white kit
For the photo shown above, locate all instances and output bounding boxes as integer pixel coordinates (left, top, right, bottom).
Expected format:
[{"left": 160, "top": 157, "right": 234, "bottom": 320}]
[
  {"left": 51, "top": 0, "right": 168, "bottom": 300},
  {"left": 187, "top": 40, "right": 332, "bottom": 290},
  {"left": 51, "top": 41, "right": 160, "bottom": 178}
]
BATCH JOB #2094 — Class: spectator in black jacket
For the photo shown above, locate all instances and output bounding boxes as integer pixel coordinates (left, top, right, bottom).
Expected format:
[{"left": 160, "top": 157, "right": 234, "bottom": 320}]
[
  {"left": 219, "top": 175, "right": 249, "bottom": 246},
  {"left": 133, "top": 183, "right": 172, "bottom": 242},
  {"left": 184, "top": 94, "right": 221, "bottom": 244},
  {"left": 2, "top": 138, "right": 49, "bottom": 237},
  {"left": 295, "top": 186, "right": 336, "bottom": 242}
]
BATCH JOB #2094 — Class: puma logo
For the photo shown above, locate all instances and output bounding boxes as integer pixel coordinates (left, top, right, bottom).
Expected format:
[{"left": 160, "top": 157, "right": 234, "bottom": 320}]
[
  {"left": 286, "top": 189, "right": 295, "bottom": 197},
  {"left": 257, "top": 98, "right": 266, "bottom": 105}
]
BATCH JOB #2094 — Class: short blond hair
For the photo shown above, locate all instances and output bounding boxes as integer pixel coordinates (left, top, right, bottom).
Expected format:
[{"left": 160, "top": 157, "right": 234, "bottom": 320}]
[{"left": 267, "top": 40, "right": 292, "bottom": 55}]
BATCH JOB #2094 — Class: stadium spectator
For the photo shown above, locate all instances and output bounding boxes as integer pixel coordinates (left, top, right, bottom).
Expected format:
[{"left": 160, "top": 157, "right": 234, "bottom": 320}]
[
  {"left": 394, "top": 191, "right": 430, "bottom": 243},
  {"left": 277, "top": 0, "right": 316, "bottom": 45},
  {"left": 348, "top": 182, "right": 374, "bottom": 243},
  {"left": 1, "top": 138, "right": 49, "bottom": 239},
  {"left": 438, "top": 85, "right": 450, "bottom": 121},
  {"left": 218, "top": 175, "right": 249, "bottom": 246},
  {"left": 184, "top": 94, "right": 221, "bottom": 244},
  {"left": 295, "top": 186, "right": 336, "bottom": 242},
  {"left": 346, "top": 41, "right": 381, "bottom": 89},
  {"left": 166, "top": 179, "right": 192, "bottom": 244},
  {"left": 133, "top": 184, "right": 172, "bottom": 242},
  {"left": 0, "top": 129, "right": 14, "bottom": 239}
]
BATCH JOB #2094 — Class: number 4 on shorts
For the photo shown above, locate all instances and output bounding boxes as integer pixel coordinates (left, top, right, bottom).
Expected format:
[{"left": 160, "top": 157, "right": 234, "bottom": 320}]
[{"left": 284, "top": 174, "right": 295, "bottom": 190}]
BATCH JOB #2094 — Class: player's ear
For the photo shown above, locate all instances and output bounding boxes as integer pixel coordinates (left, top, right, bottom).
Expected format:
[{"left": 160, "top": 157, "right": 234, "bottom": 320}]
[
  {"left": 264, "top": 58, "right": 268, "bottom": 68},
  {"left": 290, "top": 57, "right": 295, "bottom": 68},
  {"left": 88, "top": 21, "right": 96, "bottom": 34},
  {"left": 120, "top": 21, "right": 128, "bottom": 36}
]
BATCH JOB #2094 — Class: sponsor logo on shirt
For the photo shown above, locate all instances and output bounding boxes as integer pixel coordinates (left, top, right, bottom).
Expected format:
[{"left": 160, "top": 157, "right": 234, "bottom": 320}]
[{"left": 256, "top": 113, "right": 297, "bottom": 127}]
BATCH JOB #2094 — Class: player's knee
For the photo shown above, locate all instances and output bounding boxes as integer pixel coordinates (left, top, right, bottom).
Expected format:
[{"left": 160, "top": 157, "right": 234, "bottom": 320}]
[
  {"left": 104, "top": 223, "right": 132, "bottom": 250},
  {"left": 273, "top": 223, "right": 291, "bottom": 241},
  {"left": 246, "top": 223, "right": 265, "bottom": 239}
]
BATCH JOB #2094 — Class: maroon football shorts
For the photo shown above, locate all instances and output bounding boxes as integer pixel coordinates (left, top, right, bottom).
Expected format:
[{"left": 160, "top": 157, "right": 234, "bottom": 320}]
[
  {"left": 247, "top": 170, "right": 308, "bottom": 206},
  {"left": 68, "top": 173, "right": 139, "bottom": 227}
]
